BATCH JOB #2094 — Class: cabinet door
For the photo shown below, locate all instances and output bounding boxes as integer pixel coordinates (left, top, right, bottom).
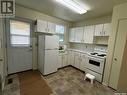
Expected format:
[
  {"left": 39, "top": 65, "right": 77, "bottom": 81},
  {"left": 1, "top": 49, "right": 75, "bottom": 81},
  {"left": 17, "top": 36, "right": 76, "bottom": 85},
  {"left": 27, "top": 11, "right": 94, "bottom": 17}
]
[
  {"left": 94, "top": 24, "right": 103, "bottom": 36},
  {"left": 80, "top": 54, "right": 87, "bottom": 71},
  {"left": 68, "top": 51, "right": 75, "bottom": 66},
  {"left": 62, "top": 54, "right": 68, "bottom": 67},
  {"left": 58, "top": 55, "right": 62, "bottom": 68},
  {"left": 47, "top": 22, "right": 56, "bottom": 34},
  {"left": 109, "top": 19, "right": 127, "bottom": 89},
  {"left": 74, "top": 52, "right": 80, "bottom": 69},
  {"left": 75, "top": 27, "right": 84, "bottom": 43},
  {"left": 69, "top": 28, "right": 75, "bottom": 42},
  {"left": 37, "top": 20, "right": 47, "bottom": 33},
  {"left": 83, "top": 25, "right": 94, "bottom": 43},
  {"left": 103, "top": 23, "right": 111, "bottom": 36}
]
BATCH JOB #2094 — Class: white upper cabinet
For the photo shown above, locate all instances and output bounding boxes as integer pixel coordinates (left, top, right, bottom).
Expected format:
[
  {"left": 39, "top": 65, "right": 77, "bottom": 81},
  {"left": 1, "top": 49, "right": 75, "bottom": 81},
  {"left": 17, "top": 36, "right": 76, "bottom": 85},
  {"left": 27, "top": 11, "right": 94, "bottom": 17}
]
[
  {"left": 94, "top": 23, "right": 111, "bottom": 36},
  {"left": 75, "top": 27, "right": 84, "bottom": 43},
  {"left": 47, "top": 22, "right": 56, "bottom": 34},
  {"left": 103, "top": 23, "right": 111, "bottom": 36},
  {"left": 83, "top": 25, "right": 95, "bottom": 43},
  {"left": 36, "top": 20, "right": 56, "bottom": 34},
  {"left": 69, "top": 23, "right": 111, "bottom": 43},
  {"left": 69, "top": 28, "right": 75, "bottom": 42},
  {"left": 94, "top": 24, "right": 104, "bottom": 36},
  {"left": 36, "top": 20, "right": 47, "bottom": 33}
]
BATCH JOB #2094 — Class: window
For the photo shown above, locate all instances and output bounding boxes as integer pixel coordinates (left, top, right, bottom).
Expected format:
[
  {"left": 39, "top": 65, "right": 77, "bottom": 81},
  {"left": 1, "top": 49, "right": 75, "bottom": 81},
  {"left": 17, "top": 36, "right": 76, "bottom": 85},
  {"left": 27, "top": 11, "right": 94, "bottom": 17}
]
[
  {"left": 56, "top": 25, "right": 65, "bottom": 42},
  {"left": 10, "top": 20, "right": 31, "bottom": 47}
]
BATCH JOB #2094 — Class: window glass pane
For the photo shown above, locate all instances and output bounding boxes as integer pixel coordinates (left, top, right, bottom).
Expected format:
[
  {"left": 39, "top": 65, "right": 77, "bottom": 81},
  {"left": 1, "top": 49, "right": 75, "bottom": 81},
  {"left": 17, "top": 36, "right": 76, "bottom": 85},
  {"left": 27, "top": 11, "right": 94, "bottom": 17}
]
[
  {"left": 58, "top": 35, "right": 64, "bottom": 42},
  {"left": 56, "top": 25, "right": 64, "bottom": 34},
  {"left": 10, "top": 20, "right": 30, "bottom": 36},
  {"left": 11, "top": 35, "right": 30, "bottom": 46},
  {"left": 10, "top": 20, "right": 31, "bottom": 47}
]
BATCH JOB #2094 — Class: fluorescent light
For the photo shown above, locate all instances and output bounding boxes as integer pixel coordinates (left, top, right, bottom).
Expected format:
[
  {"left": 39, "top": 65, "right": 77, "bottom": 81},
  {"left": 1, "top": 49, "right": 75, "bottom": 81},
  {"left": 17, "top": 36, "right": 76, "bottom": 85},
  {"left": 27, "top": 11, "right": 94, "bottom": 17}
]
[{"left": 55, "top": 0, "right": 87, "bottom": 14}]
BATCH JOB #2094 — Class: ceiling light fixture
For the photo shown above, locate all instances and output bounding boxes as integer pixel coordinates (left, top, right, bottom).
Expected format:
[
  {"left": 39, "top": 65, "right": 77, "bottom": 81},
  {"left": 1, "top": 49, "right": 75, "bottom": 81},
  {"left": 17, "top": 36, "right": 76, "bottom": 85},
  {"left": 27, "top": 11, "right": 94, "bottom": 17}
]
[{"left": 55, "top": 0, "right": 87, "bottom": 14}]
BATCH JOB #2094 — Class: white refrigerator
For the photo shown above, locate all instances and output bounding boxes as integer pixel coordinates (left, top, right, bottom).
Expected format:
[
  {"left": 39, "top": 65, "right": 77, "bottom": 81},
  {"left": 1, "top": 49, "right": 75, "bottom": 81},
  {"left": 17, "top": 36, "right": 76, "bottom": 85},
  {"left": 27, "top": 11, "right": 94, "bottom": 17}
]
[{"left": 38, "top": 35, "right": 59, "bottom": 75}]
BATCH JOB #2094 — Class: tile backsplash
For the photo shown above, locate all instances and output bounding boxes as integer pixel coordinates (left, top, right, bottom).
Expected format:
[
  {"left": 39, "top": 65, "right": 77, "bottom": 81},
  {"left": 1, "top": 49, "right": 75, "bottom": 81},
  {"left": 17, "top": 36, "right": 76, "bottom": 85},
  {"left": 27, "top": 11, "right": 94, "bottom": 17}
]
[{"left": 69, "top": 43, "right": 108, "bottom": 52}]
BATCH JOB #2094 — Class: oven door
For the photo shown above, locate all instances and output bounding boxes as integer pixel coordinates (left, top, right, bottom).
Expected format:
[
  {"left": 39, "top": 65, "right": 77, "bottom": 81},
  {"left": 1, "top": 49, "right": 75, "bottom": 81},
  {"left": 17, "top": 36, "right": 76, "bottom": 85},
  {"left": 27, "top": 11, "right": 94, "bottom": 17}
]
[{"left": 87, "top": 56, "right": 105, "bottom": 74}]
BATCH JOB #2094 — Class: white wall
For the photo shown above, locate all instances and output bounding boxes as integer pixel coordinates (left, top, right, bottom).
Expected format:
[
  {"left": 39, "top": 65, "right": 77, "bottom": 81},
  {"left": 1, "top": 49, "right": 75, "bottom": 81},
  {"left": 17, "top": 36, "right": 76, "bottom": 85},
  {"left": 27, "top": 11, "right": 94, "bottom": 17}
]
[{"left": 15, "top": 5, "right": 71, "bottom": 69}]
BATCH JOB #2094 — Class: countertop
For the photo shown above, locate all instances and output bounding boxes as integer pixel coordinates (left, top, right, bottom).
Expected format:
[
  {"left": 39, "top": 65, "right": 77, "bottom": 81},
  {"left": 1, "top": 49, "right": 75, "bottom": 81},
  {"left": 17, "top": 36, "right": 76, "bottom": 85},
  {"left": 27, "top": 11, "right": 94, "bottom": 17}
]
[{"left": 67, "top": 48, "right": 92, "bottom": 54}]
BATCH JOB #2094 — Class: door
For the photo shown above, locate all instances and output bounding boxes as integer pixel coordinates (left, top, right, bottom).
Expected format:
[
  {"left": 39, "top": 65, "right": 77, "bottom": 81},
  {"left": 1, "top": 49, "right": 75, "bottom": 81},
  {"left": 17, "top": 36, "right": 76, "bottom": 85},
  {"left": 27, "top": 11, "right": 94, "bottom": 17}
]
[
  {"left": 69, "top": 28, "right": 75, "bottom": 42},
  {"left": 45, "top": 35, "right": 59, "bottom": 49},
  {"left": 44, "top": 50, "right": 58, "bottom": 75},
  {"left": 75, "top": 27, "right": 84, "bottom": 43},
  {"left": 7, "top": 19, "right": 33, "bottom": 74},
  {"left": 109, "top": 19, "right": 127, "bottom": 89}
]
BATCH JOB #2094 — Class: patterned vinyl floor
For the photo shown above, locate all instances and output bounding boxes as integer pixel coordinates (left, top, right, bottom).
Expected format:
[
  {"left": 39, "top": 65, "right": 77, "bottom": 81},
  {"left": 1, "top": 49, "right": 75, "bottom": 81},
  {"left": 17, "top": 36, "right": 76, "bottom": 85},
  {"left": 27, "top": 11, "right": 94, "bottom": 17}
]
[{"left": 44, "top": 66, "right": 115, "bottom": 95}]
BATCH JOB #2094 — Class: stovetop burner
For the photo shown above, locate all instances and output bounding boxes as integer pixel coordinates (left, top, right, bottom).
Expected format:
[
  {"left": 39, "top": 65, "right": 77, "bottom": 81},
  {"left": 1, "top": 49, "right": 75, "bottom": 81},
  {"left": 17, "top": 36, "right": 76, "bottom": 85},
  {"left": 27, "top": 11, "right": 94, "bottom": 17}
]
[
  {"left": 90, "top": 52, "right": 106, "bottom": 58},
  {"left": 90, "top": 52, "right": 98, "bottom": 55}
]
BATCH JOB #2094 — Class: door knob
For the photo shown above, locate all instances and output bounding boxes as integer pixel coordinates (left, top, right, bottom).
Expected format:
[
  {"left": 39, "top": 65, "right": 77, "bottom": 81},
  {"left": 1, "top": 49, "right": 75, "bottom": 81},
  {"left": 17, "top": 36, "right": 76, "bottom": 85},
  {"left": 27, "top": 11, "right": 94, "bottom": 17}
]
[{"left": 114, "top": 58, "right": 117, "bottom": 61}]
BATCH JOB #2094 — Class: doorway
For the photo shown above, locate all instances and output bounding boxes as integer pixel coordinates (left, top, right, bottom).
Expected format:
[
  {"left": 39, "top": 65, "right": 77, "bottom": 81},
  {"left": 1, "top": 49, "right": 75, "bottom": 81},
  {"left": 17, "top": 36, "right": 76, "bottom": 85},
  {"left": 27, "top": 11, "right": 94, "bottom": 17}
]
[{"left": 6, "top": 18, "right": 33, "bottom": 74}]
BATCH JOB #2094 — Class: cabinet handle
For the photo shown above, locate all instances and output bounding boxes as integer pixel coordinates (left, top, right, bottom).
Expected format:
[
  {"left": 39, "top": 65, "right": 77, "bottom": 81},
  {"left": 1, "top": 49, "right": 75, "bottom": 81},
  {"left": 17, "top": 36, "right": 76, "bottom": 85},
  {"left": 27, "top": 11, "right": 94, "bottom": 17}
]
[{"left": 104, "top": 31, "right": 105, "bottom": 35}]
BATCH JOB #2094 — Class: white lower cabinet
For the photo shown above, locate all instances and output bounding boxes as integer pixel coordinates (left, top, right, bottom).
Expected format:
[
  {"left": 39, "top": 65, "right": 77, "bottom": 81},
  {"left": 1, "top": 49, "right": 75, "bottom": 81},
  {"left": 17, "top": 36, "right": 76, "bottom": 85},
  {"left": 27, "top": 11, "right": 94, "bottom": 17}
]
[
  {"left": 67, "top": 50, "right": 88, "bottom": 72},
  {"left": 58, "top": 55, "right": 62, "bottom": 68},
  {"left": 80, "top": 54, "right": 87, "bottom": 71},
  {"left": 68, "top": 50, "right": 75, "bottom": 66},
  {"left": 58, "top": 54, "right": 68, "bottom": 68},
  {"left": 62, "top": 54, "right": 68, "bottom": 67},
  {"left": 59, "top": 50, "right": 88, "bottom": 73},
  {"left": 74, "top": 52, "right": 81, "bottom": 69}
]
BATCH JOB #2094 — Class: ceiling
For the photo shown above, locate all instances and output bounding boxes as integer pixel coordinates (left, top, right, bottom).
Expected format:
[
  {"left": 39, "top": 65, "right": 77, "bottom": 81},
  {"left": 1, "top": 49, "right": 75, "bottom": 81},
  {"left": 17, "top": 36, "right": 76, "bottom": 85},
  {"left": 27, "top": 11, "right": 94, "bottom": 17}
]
[{"left": 16, "top": 0, "right": 127, "bottom": 22}]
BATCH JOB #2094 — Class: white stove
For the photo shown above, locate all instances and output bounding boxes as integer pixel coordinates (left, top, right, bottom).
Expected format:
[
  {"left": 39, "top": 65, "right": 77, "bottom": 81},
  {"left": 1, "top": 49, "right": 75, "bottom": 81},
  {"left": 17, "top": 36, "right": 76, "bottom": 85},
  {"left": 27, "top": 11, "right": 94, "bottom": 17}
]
[{"left": 86, "top": 47, "right": 107, "bottom": 82}]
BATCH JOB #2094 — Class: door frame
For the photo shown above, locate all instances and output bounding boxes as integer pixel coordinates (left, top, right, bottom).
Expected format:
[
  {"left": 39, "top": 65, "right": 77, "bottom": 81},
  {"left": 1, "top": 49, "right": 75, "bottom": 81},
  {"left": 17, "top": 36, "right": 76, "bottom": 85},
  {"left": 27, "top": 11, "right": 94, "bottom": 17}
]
[{"left": 5, "top": 17, "right": 34, "bottom": 74}]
